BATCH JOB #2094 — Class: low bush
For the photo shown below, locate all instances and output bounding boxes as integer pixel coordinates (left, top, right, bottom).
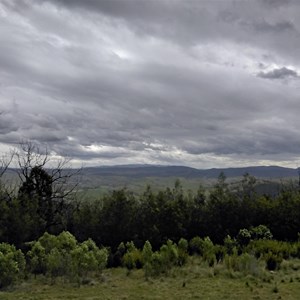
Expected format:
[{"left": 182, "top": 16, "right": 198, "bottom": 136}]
[
  {"left": 0, "top": 243, "right": 25, "bottom": 289},
  {"left": 142, "top": 241, "right": 153, "bottom": 278},
  {"left": 110, "top": 242, "right": 126, "bottom": 267},
  {"left": 224, "top": 251, "right": 260, "bottom": 276},
  {"left": 142, "top": 239, "right": 180, "bottom": 277},
  {"left": 250, "top": 225, "right": 273, "bottom": 240},
  {"left": 159, "top": 240, "right": 179, "bottom": 271},
  {"left": 224, "top": 235, "right": 238, "bottom": 255},
  {"left": 214, "top": 245, "right": 226, "bottom": 263},
  {"left": 237, "top": 253, "right": 260, "bottom": 276},
  {"left": 123, "top": 243, "right": 143, "bottom": 270},
  {"left": 189, "top": 236, "right": 203, "bottom": 255},
  {"left": 27, "top": 232, "right": 108, "bottom": 283},
  {"left": 237, "top": 229, "right": 251, "bottom": 247},
  {"left": 224, "top": 248, "right": 239, "bottom": 271},
  {"left": 177, "top": 238, "right": 188, "bottom": 266},
  {"left": 247, "top": 239, "right": 292, "bottom": 260},
  {"left": 291, "top": 241, "right": 300, "bottom": 258}
]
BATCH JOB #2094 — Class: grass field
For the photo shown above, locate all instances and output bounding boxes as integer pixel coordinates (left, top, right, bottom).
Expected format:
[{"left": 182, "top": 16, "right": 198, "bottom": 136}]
[{"left": 1, "top": 258, "right": 300, "bottom": 300}]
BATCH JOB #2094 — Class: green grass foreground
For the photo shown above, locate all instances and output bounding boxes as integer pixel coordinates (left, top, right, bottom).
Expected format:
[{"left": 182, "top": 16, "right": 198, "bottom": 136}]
[{"left": 1, "top": 258, "right": 300, "bottom": 300}]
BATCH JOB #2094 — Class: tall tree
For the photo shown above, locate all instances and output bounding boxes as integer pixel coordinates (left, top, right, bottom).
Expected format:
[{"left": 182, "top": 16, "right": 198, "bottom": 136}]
[{"left": 0, "top": 142, "right": 80, "bottom": 247}]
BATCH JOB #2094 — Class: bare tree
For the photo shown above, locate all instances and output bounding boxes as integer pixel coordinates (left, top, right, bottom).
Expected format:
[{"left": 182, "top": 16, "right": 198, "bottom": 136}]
[
  {"left": 13, "top": 141, "right": 81, "bottom": 232},
  {"left": 0, "top": 152, "right": 13, "bottom": 179},
  {"left": 0, "top": 151, "right": 15, "bottom": 200},
  {"left": 14, "top": 141, "right": 80, "bottom": 198}
]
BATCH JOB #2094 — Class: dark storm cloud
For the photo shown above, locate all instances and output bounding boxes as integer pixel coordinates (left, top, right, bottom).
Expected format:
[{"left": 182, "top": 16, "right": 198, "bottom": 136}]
[
  {"left": 258, "top": 67, "right": 299, "bottom": 79},
  {"left": 1, "top": 0, "right": 300, "bottom": 168}
]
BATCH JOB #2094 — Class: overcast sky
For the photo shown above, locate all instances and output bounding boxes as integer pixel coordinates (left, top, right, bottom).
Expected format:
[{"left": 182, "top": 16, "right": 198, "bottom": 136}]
[{"left": 1, "top": 0, "right": 300, "bottom": 168}]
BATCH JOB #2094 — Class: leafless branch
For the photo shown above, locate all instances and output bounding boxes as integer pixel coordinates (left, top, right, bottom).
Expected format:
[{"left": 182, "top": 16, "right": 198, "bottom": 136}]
[{"left": 0, "top": 153, "right": 13, "bottom": 178}]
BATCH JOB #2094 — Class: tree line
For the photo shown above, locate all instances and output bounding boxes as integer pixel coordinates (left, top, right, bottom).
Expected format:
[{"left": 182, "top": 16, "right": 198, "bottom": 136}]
[
  {"left": 0, "top": 143, "right": 300, "bottom": 252},
  {"left": 70, "top": 174, "right": 300, "bottom": 253}
]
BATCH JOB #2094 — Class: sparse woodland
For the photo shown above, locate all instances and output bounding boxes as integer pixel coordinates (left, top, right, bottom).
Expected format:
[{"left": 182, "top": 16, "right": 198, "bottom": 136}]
[{"left": 0, "top": 143, "right": 300, "bottom": 297}]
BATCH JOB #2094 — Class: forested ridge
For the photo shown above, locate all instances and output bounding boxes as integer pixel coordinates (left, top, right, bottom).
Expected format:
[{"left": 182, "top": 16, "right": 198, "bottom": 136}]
[{"left": 1, "top": 143, "right": 300, "bottom": 289}]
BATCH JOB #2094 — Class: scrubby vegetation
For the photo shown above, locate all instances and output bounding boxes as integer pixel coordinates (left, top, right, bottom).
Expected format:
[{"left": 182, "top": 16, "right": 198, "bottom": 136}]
[{"left": 1, "top": 143, "right": 300, "bottom": 298}]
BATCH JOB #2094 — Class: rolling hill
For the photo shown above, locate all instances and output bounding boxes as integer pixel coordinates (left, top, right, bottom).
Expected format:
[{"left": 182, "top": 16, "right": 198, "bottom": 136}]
[
  {"left": 4, "top": 165, "right": 299, "bottom": 198},
  {"left": 82, "top": 165, "right": 299, "bottom": 179}
]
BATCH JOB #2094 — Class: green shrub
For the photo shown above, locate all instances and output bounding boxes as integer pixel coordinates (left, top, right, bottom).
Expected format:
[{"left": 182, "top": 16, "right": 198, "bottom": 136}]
[
  {"left": 71, "top": 239, "right": 108, "bottom": 283},
  {"left": 214, "top": 245, "right": 226, "bottom": 263},
  {"left": 28, "top": 231, "right": 77, "bottom": 278},
  {"left": 142, "top": 241, "right": 153, "bottom": 264},
  {"left": 38, "top": 232, "right": 58, "bottom": 253},
  {"left": 248, "top": 240, "right": 292, "bottom": 260},
  {"left": 291, "top": 242, "right": 300, "bottom": 258},
  {"left": 160, "top": 240, "right": 178, "bottom": 270},
  {"left": 123, "top": 241, "right": 143, "bottom": 270},
  {"left": 57, "top": 231, "right": 77, "bottom": 251},
  {"left": 201, "top": 237, "right": 216, "bottom": 266},
  {"left": 177, "top": 238, "right": 188, "bottom": 266},
  {"left": 189, "top": 236, "right": 216, "bottom": 266},
  {"left": 237, "top": 253, "right": 260, "bottom": 276},
  {"left": 224, "top": 235, "right": 238, "bottom": 255},
  {"left": 189, "top": 236, "right": 203, "bottom": 255},
  {"left": 144, "top": 240, "right": 179, "bottom": 277},
  {"left": 224, "top": 248, "right": 239, "bottom": 271},
  {"left": 0, "top": 243, "right": 25, "bottom": 289},
  {"left": 189, "top": 236, "right": 215, "bottom": 257},
  {"left": 237, "top": 229, "right": 251, "bottom": 247},
  {"left": 148, "top": 252, "right": 164, "bottom": 276},
  {"left": 224, "top": 251, "right": 260, "bottom": 276},
  {"left": 47, "top": 247, "right": 67, "bottom": 277},
  {"left": 236, "top": 225, "right": 273, "bottom": 249},
  {"left": 250, "top": 225, "right": 273, "bottom": 240},
  {"left": 142, "top": 241, "right": 153, "bottom": 278},
  {"left": 206, "top": 252, "right": 216, "bottom": 267},
  {"left": 27, "top": 241, "right": 47, "bottom": 275},
  {"left": 27, "top": 232, "right": 108, "bottom": 282},
  {"left": 112, "top": 242, "right": 126, "bottom": 267}
]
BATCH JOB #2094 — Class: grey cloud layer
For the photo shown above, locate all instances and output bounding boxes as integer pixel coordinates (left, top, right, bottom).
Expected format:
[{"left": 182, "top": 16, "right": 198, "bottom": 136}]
[
  {"left": 0, "top": 0, "right": 300, "bottom": 167},
  {"left": 258, "top": 67, "right": 299, "bottom": 79}
]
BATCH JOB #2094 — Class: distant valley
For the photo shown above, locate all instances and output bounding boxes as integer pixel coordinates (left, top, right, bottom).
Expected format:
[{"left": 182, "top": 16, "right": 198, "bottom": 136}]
[{"left": 77, "top": 165, "right": 299, "bottom": 198}]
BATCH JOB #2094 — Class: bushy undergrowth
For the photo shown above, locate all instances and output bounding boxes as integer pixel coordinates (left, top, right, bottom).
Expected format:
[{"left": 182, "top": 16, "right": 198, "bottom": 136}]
[
  {"left": 245, "top": 239, "right": 297, "bottom": 270},
  {"left": 1, "top": 229, "right": 300, "bottom": 289},
  {"left": 0, "top": 243, "right": 25, "bottom": 289},
  {"left": 27, "top": 231, "right": 108, "bottom": 284},
  {"left": 122, "top": 241, "right": 143, "bottom": 270},
  {"left": 224, "top": 251, "right": 261, "bottom": 276},
  {"left": 121, "top": 238, "right": 189, "bottom": 277}
]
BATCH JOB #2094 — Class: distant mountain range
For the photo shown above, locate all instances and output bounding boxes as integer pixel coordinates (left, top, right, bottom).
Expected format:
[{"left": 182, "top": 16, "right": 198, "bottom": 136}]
[
  {"left": 82, "top": 165, "right": 299, "bottom": 179},
  {"left": 5, "top": 165, "right": 298, "bottom": 197}
]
